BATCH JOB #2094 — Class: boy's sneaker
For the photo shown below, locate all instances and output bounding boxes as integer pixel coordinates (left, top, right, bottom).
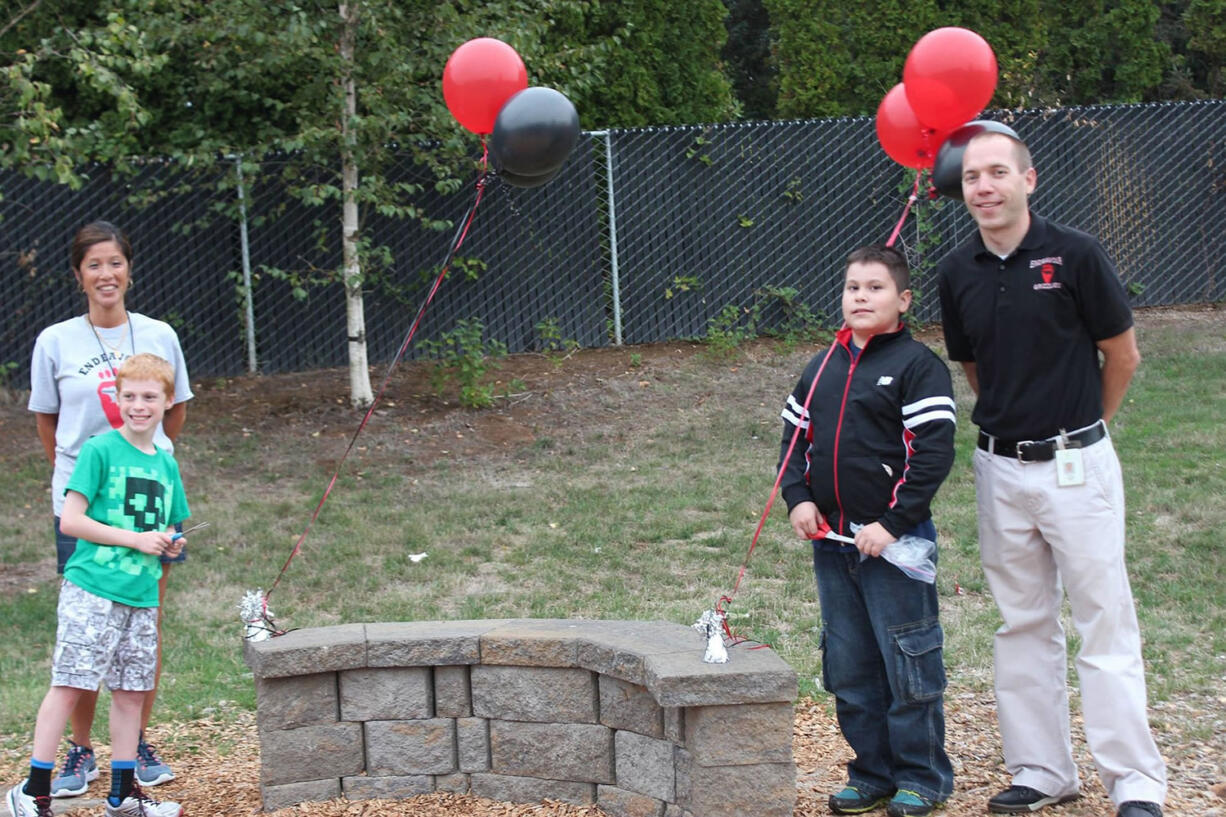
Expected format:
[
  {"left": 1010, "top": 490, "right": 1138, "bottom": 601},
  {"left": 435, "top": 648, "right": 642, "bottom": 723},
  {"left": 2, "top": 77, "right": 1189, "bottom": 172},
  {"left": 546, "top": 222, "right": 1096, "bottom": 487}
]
[
  {"left": 135, "top": 739, "right": 175, "bottom": 787},
  {"left": 829, "top": 785, "right": 892, "bottom": 814},
  {"left": 50, "top": 741, "right": 99, "bottom": 797},
  {"left": 6, "top": 782, "right": 54, "bottom": 817},
  {"left": 886, "top": 789, "right": 940, "bottom": 817},
  {"left": 104, "top": 785, "right": 183, "bottom": 817},
  {"left": 988, "top": 785, "right": 1079, "bottom": 813}
]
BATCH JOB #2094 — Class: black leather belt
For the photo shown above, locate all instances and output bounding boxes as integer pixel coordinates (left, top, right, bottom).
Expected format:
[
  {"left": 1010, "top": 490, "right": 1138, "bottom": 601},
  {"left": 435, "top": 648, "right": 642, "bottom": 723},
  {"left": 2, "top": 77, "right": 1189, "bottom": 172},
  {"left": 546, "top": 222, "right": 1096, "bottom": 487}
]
[{"left": 977, "top": 421, "right": 1106, "bottom": 462}]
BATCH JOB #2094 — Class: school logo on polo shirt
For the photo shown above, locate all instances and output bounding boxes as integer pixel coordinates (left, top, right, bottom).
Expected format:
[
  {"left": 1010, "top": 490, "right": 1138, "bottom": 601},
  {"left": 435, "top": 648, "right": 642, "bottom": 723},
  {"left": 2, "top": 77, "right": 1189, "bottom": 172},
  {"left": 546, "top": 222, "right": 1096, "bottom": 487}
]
[{"left": 1030, "top": 256, "right": 1064, "bottom": 290}]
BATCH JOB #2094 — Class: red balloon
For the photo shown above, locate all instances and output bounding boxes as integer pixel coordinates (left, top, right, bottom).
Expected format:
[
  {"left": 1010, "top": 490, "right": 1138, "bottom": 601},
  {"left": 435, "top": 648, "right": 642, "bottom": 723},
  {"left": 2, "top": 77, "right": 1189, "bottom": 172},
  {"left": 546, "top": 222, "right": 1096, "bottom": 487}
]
[
  {"left": 442, "top": 38, "right": 528, "bottom": 135},
  {"left": 903, "top": 27, "right": 998, "bottom": 131},
  {"left": 875, "top": 84, "right": 951, "bottom": 169}
]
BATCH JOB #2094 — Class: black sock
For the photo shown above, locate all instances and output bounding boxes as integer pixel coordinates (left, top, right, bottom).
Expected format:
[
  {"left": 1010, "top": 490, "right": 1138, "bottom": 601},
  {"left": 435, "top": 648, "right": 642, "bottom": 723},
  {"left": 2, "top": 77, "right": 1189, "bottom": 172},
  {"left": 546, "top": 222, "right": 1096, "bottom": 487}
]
[
  {"left": 108, "top": 763, "right": 136, "bottom": 804},
  {"left": 25, "top": 763, "right": 53, "bottom": 798}
]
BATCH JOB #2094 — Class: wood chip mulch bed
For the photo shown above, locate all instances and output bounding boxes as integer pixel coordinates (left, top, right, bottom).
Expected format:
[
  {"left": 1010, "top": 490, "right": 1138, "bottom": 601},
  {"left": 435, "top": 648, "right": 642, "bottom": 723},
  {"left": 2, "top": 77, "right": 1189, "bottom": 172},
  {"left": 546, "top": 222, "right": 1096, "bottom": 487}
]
[{"left": 2, "top": 689, "right": 1221, "bottom": 816}]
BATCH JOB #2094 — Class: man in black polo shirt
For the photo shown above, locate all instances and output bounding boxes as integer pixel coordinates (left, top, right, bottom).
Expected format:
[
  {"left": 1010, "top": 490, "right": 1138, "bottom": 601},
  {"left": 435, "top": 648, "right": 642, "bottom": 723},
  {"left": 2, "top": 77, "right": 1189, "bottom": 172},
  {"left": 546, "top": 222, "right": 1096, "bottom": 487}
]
[{"left": 936, "top": 130, "right": 1166, "bottom": 817}]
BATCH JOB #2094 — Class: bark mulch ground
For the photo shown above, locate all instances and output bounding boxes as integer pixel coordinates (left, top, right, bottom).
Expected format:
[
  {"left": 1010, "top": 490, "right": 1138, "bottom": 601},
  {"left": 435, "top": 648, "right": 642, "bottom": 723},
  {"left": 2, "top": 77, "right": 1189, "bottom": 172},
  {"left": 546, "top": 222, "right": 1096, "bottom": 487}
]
[{"left": 2, "top": 688, "right": 1221, "bottom": 817}]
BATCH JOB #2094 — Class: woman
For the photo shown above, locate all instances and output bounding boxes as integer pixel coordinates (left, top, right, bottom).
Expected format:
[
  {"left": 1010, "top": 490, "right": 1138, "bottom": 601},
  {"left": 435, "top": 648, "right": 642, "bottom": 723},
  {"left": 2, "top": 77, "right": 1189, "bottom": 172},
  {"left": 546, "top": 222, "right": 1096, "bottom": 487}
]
[{"left": 27, "top": 221, "right": 193, "bottom": 798}]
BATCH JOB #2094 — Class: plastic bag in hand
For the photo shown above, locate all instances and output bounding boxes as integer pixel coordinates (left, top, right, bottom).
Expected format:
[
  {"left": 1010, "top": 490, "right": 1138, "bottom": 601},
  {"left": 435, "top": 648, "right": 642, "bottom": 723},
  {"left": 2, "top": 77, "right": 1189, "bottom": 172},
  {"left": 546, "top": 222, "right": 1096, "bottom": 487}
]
[{"left": 850, "top": 522, "right": 937, "bottom": 583}]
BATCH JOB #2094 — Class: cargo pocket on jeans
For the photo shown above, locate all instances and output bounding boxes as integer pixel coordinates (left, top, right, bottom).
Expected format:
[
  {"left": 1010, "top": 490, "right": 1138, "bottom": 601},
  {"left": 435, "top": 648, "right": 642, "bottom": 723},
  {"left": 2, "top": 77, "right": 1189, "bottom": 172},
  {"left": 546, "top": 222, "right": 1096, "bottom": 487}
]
[{"left": 890, "top": 618, "right": 946, "bottom": 704}]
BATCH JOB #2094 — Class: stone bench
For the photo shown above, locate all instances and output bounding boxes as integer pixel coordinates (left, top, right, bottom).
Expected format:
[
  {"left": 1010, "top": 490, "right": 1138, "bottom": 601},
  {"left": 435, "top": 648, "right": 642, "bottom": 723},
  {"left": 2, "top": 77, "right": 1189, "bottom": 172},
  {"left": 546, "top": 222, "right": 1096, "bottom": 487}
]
[{"left": 244, "top": 619, "right": 798, "bottom": 816}]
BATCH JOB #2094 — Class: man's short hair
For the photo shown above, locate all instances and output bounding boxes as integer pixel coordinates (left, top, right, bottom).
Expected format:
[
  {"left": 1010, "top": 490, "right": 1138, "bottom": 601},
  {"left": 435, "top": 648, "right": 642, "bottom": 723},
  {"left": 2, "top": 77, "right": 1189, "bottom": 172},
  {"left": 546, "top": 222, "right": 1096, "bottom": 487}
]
[
  {"left": 968, "top": 130, "right": 1033, "bottom": 172},
  {"left": 115, "top": 353, "right": 175, "bottom": 399},
  {"left": 846, "top": 244, "right": 910, "bottom": 293}
]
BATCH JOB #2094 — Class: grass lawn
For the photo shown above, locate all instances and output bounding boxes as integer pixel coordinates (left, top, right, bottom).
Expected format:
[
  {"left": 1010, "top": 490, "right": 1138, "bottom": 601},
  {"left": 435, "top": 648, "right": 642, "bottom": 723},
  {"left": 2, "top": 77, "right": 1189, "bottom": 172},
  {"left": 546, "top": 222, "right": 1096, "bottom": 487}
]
[{"left": 0, "top": 305, "right": 1222, "bottom": 756}]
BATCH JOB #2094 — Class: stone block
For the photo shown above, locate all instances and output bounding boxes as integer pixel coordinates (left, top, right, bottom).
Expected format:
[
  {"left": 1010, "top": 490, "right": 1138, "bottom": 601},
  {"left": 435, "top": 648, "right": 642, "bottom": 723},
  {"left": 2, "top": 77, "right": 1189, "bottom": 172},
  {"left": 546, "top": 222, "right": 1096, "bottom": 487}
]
[
  {"left": 457, "top": 717, "right": 489, "bottom": 772},
  {"left": 366, "top": 719, "right": 456, "bottom": 775},
  {"left": 599, "top": 676, "right": 663, "bottom": 738},
  {"left": 472, "top": 665, "right": 597, "bottom": 723},
  {"left": 643, "top": 648, "right": 796, "bottom": 707},
  {"left": 435, "top": 773, "right": 470, "bottom": 794},
  {"left": 685, "top": 702, "right": 794, "bottom": 766},
  {"left": 680, "top": 760, "right": 795, "bottom": 817},
  {"left": 435, "top": 665, "right": 472, "bottom": 717},
  {"left": 342, "top": 774, "right": 432, "bottom": 799},
  {"left": 597, "top": 784, "right": 664, "bottom": 817},
  {"left": 576, "top": 621, "right": 705, "bottom": 686},
  {"left": 480, "top": 619, "right": 586, "bottom": 666},
  {"left": 245, "top": 623, "right": 367, "bottom": 680},
  {"left": 663, "top": 707, "right": 684, "bottom": 744},
  {"left": 259, "top": 722, "right": 364, "bottom": 786},
  {"left": 470, "top": 773, "right": 595, "bottom": 806},
  {"left": 489, "top": 720, "right": 613, "bottom": 784},
  {"left": 339, "top": 667, "right": 431, "bottom": 720},
  {"left": 366, "top": 620, "right": 498, "bottom": 667},
  {"left": 662, "top": 806, "right": 688, "bottom": 817},
  {"left": 261, "top": 778, "right": 340, "bottom": 811},
  {"left": 255, "top": 673, "right": 337, "bottom": 731},
  {"left": 614, "top": 731, "right": 674, "bottom": 800}
]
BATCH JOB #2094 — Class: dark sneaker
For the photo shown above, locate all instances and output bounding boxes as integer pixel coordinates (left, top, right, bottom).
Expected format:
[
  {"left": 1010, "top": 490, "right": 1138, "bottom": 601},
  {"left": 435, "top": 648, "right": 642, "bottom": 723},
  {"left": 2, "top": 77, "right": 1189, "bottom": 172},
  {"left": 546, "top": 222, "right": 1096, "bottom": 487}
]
[
  {"left": 887, "top": 789, "right": 940, "bottom": 816},
  {"left": 1116, "top": 802, "right": 1162, "bottom": 817},
  {"left": 830, "top": 785, "right": 892, "bottom": 814},
  {"left": 6, "top": 782, "right": 54, "bottom": 817},
  {"left": 135, "top": 738, "right": 175, "bottom": 787},
  {"left": 104, "top": 784, "right": 182, "bottom": 817},
  {"left": 988, "top": 785, "right": 1079, "bottom": 813},
  {"left": 50, "top": 741, "right": 99, "bottom": 797}
]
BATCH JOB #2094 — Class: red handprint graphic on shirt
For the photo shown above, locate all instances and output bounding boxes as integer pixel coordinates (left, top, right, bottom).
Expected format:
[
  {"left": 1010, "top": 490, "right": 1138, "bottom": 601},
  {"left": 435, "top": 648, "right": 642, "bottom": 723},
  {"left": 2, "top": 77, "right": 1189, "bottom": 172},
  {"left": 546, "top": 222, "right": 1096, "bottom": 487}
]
[{"left": 97, "top": 368, "right": 122, "bottom": 429}]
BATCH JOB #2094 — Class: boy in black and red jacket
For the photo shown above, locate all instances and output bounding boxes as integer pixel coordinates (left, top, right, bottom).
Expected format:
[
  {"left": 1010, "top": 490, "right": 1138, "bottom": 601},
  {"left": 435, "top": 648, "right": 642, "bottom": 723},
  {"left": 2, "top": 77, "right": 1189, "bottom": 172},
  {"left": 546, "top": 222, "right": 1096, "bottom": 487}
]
[{"left": 779, "top": 245, "right": 956, "bottom": 817}]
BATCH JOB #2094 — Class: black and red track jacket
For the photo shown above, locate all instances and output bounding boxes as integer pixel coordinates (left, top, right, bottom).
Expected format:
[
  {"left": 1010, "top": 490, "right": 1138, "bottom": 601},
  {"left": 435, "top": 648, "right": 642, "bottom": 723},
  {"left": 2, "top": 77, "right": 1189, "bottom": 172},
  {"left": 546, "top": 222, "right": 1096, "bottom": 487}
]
[{"left": 779, "top": 323, "right": 957, "bottom": 539}]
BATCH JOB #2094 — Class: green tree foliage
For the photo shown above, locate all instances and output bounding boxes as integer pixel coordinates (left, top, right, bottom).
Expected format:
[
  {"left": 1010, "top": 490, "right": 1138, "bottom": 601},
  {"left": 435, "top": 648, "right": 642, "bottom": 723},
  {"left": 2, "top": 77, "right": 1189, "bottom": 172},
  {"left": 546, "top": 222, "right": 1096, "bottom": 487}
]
[
  {"left": 767, "top": 0, "right": 942, "bottom": 118},
  {"left": 1185, "top": 0, "right": 1226, "bottom": 96},
  {"left": 722, "top": 0, "right": 777, "bottom": 120},
  {"left": 545, "top": 0, "right": 738, "bottom": 127},
  {"left": 0, "top": 0, "right": 166, "bottom": 185},
  {"left": 1033, "top": 0, "right": 1167, "bottom": 105}
]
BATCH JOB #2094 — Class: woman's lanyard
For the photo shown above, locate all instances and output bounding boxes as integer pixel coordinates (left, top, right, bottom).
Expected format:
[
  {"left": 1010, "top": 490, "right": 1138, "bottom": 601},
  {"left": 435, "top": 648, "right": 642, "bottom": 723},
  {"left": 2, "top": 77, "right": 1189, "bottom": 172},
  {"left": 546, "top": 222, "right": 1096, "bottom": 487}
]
[{"left": 85, "top": 311, "right": 136, "bottom": 362}]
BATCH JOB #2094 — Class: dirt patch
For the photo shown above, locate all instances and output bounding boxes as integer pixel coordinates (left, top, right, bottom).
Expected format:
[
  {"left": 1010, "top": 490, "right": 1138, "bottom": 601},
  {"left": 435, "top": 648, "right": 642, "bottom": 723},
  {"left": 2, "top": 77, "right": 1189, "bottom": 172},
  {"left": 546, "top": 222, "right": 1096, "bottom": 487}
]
[{"left": 0, "top": 691, "right": 1220, "bottom": 817}]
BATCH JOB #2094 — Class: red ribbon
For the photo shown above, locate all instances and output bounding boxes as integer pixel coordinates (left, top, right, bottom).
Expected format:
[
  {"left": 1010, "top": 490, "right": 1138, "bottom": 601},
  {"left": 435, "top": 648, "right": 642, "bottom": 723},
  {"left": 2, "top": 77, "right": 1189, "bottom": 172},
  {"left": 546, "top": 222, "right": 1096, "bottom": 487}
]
[{"left": 266, "top": 144, "right": 492, "bottom": 603}]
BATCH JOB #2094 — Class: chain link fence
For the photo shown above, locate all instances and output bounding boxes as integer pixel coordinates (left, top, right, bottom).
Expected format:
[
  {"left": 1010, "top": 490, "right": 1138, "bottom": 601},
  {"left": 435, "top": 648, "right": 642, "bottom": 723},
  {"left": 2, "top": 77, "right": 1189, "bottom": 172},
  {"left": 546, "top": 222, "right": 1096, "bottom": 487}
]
[{"left": 3, "top": 100, "right": 1223, "bottom": 385}]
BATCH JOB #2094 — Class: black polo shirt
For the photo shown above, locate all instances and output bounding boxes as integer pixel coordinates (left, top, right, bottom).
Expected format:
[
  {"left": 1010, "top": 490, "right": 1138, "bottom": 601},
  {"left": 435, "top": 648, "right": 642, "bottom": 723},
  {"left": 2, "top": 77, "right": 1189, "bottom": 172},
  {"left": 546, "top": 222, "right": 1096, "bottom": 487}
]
[{"left": 936, "top": 213, "right": 1134, "bottom": 440}]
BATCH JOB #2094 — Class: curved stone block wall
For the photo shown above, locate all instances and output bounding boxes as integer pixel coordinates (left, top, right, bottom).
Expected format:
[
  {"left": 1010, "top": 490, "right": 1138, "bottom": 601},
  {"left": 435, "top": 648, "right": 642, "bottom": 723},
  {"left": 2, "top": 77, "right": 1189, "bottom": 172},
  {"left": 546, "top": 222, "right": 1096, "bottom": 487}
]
[{"left": 244, "top": 619, "right": 798, "bottom": 817}]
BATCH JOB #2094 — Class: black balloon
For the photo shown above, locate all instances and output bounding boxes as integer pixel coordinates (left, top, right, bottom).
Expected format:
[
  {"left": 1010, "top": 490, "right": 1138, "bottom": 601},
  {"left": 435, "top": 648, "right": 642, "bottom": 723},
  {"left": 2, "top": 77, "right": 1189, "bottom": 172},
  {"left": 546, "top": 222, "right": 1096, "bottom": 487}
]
[
  {"left": 497, "top": 165, "right": 563, "bottom": 189},
  {"left": 931, "top": 120, "right": 1022, "bottom": 200},
  {"left": 490, "top": 87, "right": 580, "bottom": 178}
]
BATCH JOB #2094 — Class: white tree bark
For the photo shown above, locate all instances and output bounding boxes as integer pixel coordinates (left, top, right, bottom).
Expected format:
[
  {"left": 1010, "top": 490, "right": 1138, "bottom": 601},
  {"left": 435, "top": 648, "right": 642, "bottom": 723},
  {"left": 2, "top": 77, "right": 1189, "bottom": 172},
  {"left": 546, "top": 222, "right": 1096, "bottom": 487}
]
[{"left": 340, "top": 1, "right": 373, "bottom": 408}]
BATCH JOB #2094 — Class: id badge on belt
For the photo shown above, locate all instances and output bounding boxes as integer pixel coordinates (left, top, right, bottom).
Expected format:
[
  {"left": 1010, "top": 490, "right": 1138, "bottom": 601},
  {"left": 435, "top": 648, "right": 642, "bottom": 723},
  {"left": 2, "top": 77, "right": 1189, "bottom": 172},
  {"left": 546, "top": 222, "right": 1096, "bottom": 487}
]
[{"left": 1055, "top": 429, "right": 1085, "bottom": 487}]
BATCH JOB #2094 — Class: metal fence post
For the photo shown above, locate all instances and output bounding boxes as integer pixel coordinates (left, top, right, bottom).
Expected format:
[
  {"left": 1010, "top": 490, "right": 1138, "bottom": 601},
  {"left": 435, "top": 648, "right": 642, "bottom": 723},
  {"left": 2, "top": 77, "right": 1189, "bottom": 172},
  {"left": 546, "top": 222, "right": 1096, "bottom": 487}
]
[
  {"left": 233, "top": 155, "right": 258, "bottom": 373},
  {"left": 593, "top": 129, "right": 623, "bottom": 346}
]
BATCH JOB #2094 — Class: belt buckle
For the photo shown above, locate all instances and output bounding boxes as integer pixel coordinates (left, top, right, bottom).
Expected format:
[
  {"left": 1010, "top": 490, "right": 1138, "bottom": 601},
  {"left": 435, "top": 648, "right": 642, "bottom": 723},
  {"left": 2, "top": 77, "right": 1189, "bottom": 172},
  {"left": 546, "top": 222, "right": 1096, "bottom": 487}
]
[{"left": 1015, "top": 440, "right": 1038, "bottom": 463}]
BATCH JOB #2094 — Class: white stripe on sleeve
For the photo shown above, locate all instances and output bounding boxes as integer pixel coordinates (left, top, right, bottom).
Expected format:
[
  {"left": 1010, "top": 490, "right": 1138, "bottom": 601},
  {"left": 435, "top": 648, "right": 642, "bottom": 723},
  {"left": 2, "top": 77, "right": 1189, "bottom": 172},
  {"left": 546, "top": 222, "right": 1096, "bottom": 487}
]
[
  {"left": 903, "top": 409, "right": 957, "bottom": 429},
  {"left": 902, "top": 395, "right": 956, "bottom": 416},
  {"left": 781, "top": 394, "right": 810, "bottom": 428}
]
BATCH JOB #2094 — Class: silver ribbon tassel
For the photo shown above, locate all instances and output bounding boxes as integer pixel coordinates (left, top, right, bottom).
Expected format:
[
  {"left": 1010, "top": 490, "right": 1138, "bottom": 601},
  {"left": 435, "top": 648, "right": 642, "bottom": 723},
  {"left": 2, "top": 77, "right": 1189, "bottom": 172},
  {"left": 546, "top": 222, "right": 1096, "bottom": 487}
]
[{"left": 693, "top": 608, "right": 729, "bottom": 664}]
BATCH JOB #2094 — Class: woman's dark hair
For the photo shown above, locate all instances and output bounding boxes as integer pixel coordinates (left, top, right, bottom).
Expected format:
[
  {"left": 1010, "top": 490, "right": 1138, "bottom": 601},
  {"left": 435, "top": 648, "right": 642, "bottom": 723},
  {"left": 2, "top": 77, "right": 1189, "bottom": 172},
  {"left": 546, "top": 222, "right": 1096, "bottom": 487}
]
[{"left": 70, "top": 221, "right": 133, "bottom": 272}]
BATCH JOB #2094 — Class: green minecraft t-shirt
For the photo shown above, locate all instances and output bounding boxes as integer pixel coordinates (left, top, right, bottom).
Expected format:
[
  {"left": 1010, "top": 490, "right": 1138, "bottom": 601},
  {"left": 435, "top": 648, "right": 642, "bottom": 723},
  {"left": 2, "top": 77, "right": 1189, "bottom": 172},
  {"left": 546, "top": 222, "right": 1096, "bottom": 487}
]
[{"left": 64, "top": 429, "right": 190, "bottom": 607}]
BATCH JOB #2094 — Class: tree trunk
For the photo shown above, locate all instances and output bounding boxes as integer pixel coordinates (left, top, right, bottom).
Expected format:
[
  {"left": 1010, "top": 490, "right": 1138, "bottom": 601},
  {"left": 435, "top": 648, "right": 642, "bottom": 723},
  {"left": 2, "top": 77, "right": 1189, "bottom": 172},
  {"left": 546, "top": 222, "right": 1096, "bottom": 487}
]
[{"left": 340, "top": 1, "right": 372, "bottom": 408}]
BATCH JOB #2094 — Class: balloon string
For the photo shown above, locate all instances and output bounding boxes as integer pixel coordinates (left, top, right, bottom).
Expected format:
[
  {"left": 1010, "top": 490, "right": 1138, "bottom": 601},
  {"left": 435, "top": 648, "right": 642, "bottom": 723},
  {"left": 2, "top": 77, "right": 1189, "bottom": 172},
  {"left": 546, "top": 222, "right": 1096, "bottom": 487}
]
[
  {"left": 266, "top": 162, "right": 492, "bottom": 602},
  {"left": 886, "top": 171, "right": 922, "bottom": 248},
  {"left": 716, "top": 332, "right": 843, "bottom": 643}
]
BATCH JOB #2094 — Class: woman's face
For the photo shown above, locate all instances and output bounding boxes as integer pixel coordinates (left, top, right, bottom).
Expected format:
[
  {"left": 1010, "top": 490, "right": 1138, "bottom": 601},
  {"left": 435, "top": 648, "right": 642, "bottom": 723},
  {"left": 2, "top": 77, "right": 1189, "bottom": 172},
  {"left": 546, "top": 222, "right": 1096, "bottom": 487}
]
[{"left": 75, "top": 240, "right": 130, "bottom": 311}]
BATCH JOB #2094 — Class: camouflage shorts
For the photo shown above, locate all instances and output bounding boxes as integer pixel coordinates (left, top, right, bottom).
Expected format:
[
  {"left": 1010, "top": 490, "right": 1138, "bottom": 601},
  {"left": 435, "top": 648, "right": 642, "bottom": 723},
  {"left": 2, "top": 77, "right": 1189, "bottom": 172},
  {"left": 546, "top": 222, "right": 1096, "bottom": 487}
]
[{"left": 52, "top": 580, "right": 158, "bottom": 692}]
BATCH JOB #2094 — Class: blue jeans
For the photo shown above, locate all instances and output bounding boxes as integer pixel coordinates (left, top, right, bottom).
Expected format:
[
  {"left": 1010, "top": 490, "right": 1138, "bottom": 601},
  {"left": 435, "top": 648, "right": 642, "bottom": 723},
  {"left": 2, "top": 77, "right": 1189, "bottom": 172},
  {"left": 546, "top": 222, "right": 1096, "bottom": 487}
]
[{"left": 814, "top": 521, "right": 953, "bottom": 802}]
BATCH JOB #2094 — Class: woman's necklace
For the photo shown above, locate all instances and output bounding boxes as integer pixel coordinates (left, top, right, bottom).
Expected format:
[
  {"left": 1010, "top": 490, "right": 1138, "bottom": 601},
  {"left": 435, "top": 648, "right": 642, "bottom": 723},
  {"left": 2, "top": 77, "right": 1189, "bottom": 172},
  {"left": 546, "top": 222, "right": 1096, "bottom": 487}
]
[{"left": 86, "top": 312, "right": 135, "bottom": 358}]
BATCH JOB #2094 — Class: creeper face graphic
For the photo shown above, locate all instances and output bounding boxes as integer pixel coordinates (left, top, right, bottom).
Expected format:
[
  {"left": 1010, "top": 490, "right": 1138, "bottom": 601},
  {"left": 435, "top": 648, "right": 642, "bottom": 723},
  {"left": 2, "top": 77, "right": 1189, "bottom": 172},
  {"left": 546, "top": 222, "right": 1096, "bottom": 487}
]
[{"left": 124, "top": 477, "right": 166, "bottom": 532}]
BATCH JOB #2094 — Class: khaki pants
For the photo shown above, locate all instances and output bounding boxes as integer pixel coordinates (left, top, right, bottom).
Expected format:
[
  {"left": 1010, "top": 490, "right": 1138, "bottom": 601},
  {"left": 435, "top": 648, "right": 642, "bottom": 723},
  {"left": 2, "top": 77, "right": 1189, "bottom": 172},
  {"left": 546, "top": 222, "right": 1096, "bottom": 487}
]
[{"left": 972, "top": 434, "right": 1167, "bottom": 806}]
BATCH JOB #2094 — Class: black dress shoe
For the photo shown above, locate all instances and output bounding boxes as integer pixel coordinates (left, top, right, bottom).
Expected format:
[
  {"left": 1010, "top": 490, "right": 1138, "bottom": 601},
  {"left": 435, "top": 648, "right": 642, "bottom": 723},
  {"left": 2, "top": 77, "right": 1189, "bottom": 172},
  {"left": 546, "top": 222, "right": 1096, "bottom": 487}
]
[
  {"left": 988, "top": 785, "right": 1079, "bottom": 813},
  {"left": 1116, "top": 802, "right": 1162, "bottom": 817}
]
